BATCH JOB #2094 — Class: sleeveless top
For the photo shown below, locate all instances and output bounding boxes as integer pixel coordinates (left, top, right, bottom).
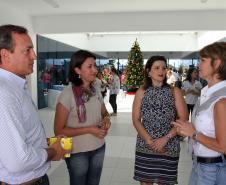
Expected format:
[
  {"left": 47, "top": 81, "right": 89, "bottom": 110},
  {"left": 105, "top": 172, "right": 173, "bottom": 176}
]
[
  {"left": 136, "top": 86, "right": 180, "bottom": 157},
  {"left": 191, "top": 83, "right": 226, "bottom": 157}
]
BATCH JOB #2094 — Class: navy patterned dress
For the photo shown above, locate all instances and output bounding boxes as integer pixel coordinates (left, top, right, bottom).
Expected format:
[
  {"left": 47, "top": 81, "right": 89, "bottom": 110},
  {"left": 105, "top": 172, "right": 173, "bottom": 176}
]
[{"left": 134, "top": 86, "right": 180, "bottom": 185}]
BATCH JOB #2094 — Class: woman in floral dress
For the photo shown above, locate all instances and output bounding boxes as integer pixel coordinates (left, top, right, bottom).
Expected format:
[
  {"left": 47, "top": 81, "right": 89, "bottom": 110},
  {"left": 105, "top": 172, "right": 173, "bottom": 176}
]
[{"left": 133, "top": 55, "right": 188, "bottom": 185}]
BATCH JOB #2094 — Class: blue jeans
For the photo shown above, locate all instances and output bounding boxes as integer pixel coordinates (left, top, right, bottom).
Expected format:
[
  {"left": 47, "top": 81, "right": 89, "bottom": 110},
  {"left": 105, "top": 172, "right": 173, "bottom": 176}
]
[
  {"left": 65, "top": 144, "right": 105, "bottom": 185},
  {"left": 189, "top": 156, "right": 226, "bottom": 185}
]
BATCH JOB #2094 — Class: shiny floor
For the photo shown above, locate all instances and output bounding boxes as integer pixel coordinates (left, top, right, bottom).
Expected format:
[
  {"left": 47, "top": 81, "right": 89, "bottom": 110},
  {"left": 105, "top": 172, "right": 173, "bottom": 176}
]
[{"left": 39, "top": 91, "right": 192, "bottom": 185}]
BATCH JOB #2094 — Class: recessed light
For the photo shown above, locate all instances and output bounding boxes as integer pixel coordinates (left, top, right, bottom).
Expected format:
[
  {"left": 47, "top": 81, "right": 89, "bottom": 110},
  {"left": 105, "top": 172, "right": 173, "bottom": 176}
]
[
  {"left": 42, "top": 0, "right": 59, "bottom": 8},
  {"left": 200, "top": 0, "right": 208, "bottom": 3}
]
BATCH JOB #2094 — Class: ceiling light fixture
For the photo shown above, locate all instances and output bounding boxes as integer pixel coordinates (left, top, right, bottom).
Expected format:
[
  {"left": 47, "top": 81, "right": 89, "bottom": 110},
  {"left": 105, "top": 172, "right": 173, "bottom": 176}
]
[
  {"left": 86, "top": 31, "right": 196, "bottom": 36},
  {"left": 42, "top": 0, "right": 59, "bottom": 8},
  {"left": 200, "top": 0, "right": 208, "bottom": 3}
]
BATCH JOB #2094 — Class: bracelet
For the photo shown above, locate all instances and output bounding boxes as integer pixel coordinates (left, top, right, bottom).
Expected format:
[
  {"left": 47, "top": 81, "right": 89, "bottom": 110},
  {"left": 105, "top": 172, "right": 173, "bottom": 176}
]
[
  {"left": 192, "top": 130, "right": 200, "bottom": 140},
  {"left": 104, "top": 115, "right": 110, "bottom": 120}
]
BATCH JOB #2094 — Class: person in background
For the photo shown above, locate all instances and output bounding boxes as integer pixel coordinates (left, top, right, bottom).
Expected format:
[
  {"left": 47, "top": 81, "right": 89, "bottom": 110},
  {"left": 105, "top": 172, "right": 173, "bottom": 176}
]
[
  {"left": 120, "top": 70, "right": 127, "bottom": 98},
  {"left": 93, "top": 73, "right": 103, "bottom": 94},
  {"left": 182, "top": 68, "right": 202, "bottom": 116},
  {"left": 54, "top": 50, "right": 111, "bottom": 185},
  {"left": 173, "top": 42, "right": 226, "bottom": 185},
  {"left": 166, "top": 67, "right": 177, "bottom": 86},
  {"left": 174, "top": 69, "right": 182, "bottom": 88},
  {"left": 93, "top": 72, "right": 107, "bottom": 99},
  {"left": 42, "top": 68, "right": 51, "bottom": 91},
  {"left": 100, "top": 72, "right": 108, "bottom": 98},
  {"left": 181, "top": 68, "right": 188, "bottom": 81},
  {"left": 108, "top": 67, "right": 120, "bottom": 116},
  {"left": 133, "top": 55, "right": 188, "bottom": 185},
  {"left": 0, "top": 24, "right": 68, "bottom": 185}
]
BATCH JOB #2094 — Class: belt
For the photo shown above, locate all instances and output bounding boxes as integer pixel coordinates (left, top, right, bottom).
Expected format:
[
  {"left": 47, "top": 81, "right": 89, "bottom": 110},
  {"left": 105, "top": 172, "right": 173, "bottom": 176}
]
[
  {"left": 196, "top": 155, "right": 226, "bottom": 164},
  {"left": 0, "top": 174, "right": 46, "bottom": 185}
]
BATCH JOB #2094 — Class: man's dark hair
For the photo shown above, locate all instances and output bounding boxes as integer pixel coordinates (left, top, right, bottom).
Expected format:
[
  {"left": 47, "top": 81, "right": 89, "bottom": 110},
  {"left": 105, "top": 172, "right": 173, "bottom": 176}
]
[
  {"left": 111, "top": 66, "right": 119, "bottom": 76},
  {"left": 0, "top": 24, "right": 27, "bottom": 63}
]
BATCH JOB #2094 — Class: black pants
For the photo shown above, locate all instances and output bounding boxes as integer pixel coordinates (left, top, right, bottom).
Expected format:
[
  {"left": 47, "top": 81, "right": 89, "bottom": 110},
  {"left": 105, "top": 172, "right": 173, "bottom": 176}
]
[
  {"left": 101, "top": 91, "right": 106, "bottom": 98},
  {"left": 187, "top": 104, "right": 195, "bottom": 116},
  {"left": 109, "top": 94, "right": 117, "bottom": 113}
]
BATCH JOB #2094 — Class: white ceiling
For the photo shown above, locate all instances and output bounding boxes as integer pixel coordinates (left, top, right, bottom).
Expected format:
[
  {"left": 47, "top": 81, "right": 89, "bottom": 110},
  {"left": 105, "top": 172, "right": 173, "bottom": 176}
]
[
  {"left": 1, "top": 0, "right": 226, "bottom": 58},
  {"left": 1, "top": 0, "right": 226, "bottom": 34},
  {"left": 1, "top": 0, "right": 226, "bottom": 16}
]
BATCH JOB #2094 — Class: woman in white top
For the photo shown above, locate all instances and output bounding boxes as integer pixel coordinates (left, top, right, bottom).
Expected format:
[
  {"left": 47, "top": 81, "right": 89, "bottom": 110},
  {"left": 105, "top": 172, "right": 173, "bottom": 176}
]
[
  {"left": 173, "top": 42, "right": 226, "bottom": 185},
  {"left": 108, "top": 67, "right": 120, "bottom": 116},
  {"left": 166, "top": 68, "right": 176, "bottom": 86},
  {"left": 182, "top": 68, "right": 202, "bottom": 116}
]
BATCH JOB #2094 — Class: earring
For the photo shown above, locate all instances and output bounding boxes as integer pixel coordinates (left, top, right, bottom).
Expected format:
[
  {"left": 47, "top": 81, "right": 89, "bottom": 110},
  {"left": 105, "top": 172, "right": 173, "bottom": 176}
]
[{"left": 78, "top": 74, "right": 80, "bottom": 79}]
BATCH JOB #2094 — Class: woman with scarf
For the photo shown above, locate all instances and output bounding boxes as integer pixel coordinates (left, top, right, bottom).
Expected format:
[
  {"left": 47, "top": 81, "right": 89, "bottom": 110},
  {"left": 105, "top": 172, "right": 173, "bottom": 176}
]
[{"left": 54, "top": 50, "right": 111, "bottom": 185}]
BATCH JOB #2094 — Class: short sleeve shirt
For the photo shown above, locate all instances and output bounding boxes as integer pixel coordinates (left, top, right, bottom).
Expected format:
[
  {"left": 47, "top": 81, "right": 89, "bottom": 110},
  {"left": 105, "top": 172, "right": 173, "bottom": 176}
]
[{"left": 57, "top": 86, "right": 105, "bottom": 153}]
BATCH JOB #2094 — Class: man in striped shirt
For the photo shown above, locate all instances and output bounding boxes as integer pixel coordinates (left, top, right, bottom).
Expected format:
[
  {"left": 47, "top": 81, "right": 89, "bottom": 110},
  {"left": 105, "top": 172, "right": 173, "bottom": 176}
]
[{"left": 0, "top": 24, "right": 69, "bottom": 185}]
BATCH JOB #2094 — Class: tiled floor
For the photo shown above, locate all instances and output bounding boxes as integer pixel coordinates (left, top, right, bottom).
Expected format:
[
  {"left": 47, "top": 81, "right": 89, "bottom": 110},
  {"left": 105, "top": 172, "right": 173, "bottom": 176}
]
[{"left": 39, "top": 91, "right": 192, "bottom": 185}]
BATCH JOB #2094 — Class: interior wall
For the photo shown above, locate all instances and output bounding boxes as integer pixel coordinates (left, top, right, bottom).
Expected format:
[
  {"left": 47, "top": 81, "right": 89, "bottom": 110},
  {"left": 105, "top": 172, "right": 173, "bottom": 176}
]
[
  {"left": 0, "top": 3, "right": 38, "bottom": 105},
  {"left": 84, "top": 33, "right": 198, "bottom": 52},
  {"left": 197, "top": 31, "right": 226, "bottom": 49},
  {"left": 33, "top": 10, "right": 226, "bottom": 34},
  {"left": 44, "top": 32, "right": 198, "bottom": 53},
  {"left": 34, "top": 10, "right": 226, "bottom": 53},
  {"left": 42, "top": 33, "right": 88, "bottom": 51}
]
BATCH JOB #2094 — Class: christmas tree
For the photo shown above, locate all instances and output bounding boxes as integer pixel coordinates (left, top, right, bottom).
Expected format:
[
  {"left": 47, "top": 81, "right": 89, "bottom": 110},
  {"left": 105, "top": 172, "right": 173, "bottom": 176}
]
[{"left": 125, "top": 39, "right": 144, "bottom": 92}]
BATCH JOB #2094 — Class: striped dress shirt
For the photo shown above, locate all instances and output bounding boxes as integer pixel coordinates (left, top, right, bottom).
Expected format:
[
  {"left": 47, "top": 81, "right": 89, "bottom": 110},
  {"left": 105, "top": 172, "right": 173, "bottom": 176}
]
[{"left": 0, "top": 68, "right": 50, "bottom": 184}]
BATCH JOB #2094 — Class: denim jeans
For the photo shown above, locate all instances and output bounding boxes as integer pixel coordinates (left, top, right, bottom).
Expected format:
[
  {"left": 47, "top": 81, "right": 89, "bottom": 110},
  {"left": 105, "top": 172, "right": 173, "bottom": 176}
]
[
  {"left": 65, "top": 144, "right": 105, "bottom": 185},
  {"left": 189, "top": 156, "right": 226, "bottom": 185}
]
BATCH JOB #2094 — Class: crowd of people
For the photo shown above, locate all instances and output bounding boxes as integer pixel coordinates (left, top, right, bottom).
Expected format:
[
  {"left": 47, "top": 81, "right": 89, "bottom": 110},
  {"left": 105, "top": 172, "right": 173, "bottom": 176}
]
[{"left": 1, "top": 23, "right": 226, "bottom": 185}]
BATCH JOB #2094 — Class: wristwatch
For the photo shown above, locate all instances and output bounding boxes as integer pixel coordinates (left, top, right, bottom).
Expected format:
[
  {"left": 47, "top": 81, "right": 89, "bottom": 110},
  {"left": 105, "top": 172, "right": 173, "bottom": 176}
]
[{"left": 192, "top": 131, "right": 200, "bottom": 140}]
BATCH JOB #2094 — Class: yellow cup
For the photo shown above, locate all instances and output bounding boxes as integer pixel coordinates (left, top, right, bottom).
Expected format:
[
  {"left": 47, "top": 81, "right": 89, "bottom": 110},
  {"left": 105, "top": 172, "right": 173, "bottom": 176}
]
[{"left": 49, "top": 137, "right": 73, "bottom": 158}]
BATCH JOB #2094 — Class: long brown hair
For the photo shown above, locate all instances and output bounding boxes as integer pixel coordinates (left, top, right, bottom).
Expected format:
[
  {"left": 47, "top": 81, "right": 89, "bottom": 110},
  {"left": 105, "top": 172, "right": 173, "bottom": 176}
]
[
  {"left": 68, "top": 50, "right": 96, "bottom": 86},
  {"left": 143, "top": 55, "right": 169, "bottom": 90}
]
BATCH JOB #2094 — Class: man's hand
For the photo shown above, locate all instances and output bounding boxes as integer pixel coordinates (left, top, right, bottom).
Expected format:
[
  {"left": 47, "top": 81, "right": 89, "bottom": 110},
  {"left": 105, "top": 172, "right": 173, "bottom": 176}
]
[{"left": 47, "top": 137, "right": 71, "bottom": 161}]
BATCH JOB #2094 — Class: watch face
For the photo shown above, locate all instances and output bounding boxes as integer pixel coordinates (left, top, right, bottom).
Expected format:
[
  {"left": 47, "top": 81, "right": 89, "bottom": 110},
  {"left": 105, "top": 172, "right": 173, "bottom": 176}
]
[
  {"left": 192, "top": 131, "right": 200, "bottom": 140},
  {"left": 192, "top": 131, "right": 197, "bottom": 140}
]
